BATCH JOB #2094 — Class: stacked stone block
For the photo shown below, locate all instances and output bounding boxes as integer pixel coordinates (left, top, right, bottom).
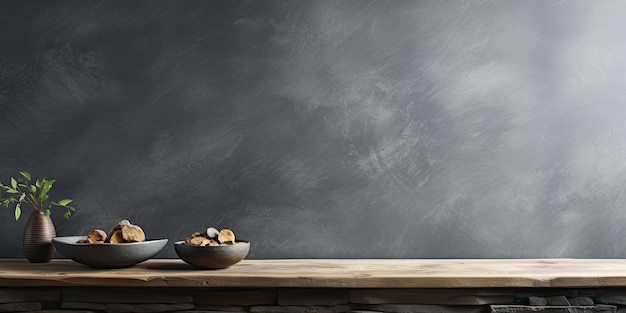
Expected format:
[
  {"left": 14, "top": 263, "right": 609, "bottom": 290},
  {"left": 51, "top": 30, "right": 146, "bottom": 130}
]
[{"left": 0, "top": 287, "right": 625, "bottom": 312}]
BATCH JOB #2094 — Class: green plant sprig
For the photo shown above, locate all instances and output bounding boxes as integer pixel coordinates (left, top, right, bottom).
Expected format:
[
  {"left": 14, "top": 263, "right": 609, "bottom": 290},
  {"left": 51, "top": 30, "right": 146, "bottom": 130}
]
[{"left": 0, "top": 171, "right": 76, "bottom": 220}]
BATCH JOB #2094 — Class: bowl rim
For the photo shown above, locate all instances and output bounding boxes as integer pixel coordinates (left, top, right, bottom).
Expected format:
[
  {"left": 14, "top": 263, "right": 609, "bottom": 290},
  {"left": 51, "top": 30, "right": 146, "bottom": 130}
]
[{"left": 53, "top": 236, "right": 168, "bottom": 246}]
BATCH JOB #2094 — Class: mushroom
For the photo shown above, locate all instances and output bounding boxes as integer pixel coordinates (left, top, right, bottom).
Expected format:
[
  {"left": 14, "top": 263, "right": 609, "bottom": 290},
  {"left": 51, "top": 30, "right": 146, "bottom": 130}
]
[
  {"left": 204, "top": 227, "right": 220, "bottom": 239},
  {"left": 189, "top": 236, "right": 209, "bottom": 246},
  {"left": 121, "top": 224, "right": 146, "bottom": 242},
  {"left": 87, "top": 229, "right": 107, "bottom": 244},
  {"left": 107, "top": 219, "right": 131, "bottom": 240},
  {"left": 109, "top": 229, "right": 125, "bottom": 243},
  {"left": 218, "top": 229, "right": 235, "bottom": 244}
]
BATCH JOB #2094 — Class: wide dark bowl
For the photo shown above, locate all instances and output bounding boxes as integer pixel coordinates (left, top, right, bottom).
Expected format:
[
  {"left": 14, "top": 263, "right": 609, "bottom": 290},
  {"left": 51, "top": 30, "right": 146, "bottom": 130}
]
[
  {"left": 52, "top": 236, "right": 168, "bottom": 268},
  {"left": 174, "top": 240, "right": 250, "bottom": 269}
]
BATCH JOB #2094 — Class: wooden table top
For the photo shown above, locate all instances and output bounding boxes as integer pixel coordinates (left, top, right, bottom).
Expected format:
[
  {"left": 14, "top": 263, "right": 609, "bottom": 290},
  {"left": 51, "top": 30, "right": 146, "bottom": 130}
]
[{"left": 1, "top": 258, "right": 626, "bottom": 288}]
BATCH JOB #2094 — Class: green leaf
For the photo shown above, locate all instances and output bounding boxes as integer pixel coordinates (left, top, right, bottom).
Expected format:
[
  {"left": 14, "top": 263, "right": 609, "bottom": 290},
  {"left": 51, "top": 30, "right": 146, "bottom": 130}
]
[
  {"left": 58, "top": 199, "right": 72, "bottom": 206},
  {"left": 29, "top": 185, "right": 36, "bottom": 193},
  {"left": 14, "top": 204, "right": 21, "bottom": 220},
  {"left": 20, "top": 171, "right": 31, "bottom": 181},
  {"left": 41, "top": 194, "right": 49, "bottom": 201},
  {"left": 45, "top": 208, "right": 51, "bottom": 216},
  {"left": 35, "top": 180, "right": 42, "bottom": 188},
  {"left": 68, "top": 206, "right": 76, "bottom": 212},
  {"left": 40, "top": 189, "right": 48, "bottom": 201},
  {"left": 43, "top": 179, "right": 54, "bottom": 192},
  {"left": 63, "top": 212, "right": 70, "bottom": 219},
  {"left": 6, "top": 188, "right": 19, "bottom": 194},
  {"left": 10, "top": 178, "right": 17, "bottom": 189}
]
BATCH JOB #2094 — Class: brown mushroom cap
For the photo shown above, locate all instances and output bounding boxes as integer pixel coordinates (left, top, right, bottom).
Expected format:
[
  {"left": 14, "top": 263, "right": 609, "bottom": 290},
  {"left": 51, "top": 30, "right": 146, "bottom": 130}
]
[
  {"left": 87, "top": 229, "right": 107, "bottom": 244},
  {"left": 218, "top": 229, "right": 235, "bottom": 244}
]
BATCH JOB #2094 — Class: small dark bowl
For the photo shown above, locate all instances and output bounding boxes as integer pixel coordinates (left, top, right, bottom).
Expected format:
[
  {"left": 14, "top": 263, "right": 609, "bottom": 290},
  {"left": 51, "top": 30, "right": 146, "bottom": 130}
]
[
  {"left": 174, "top": 240, "right": 250, "bottom": 269},
  {"left": 52, "top": 236, "right": 168, "bottom": 268}
]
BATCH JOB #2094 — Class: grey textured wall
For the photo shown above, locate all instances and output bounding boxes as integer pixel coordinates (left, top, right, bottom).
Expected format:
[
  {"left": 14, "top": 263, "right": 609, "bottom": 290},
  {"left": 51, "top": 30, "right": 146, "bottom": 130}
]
[{"left": 1, "top": 0, "right": 625, "bottom": 259}]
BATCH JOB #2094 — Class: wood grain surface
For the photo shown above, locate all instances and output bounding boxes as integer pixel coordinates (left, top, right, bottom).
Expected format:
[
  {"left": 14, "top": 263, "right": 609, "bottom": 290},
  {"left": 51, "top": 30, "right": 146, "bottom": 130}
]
[{"left": 1, "top": 259, "right": 626, "bottom": 288}]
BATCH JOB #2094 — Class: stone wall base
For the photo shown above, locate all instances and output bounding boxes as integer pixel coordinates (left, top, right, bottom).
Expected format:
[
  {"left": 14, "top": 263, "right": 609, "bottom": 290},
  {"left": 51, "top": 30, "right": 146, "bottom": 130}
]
[{"left": 0, "top": 287, "right": 625, "bottom": 313}]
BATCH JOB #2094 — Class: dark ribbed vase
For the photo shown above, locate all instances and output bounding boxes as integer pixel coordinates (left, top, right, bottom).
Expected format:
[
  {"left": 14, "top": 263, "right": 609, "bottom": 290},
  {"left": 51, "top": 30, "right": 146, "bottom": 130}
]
[{"left": 23, "top": 210, "right": 56, "bottom": 263}]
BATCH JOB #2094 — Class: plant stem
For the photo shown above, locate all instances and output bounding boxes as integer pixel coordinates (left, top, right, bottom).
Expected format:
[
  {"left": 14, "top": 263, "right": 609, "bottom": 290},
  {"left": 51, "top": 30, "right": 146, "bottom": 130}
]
[{"left": 14, "top": 186, "right": 40, "bottom": 211}]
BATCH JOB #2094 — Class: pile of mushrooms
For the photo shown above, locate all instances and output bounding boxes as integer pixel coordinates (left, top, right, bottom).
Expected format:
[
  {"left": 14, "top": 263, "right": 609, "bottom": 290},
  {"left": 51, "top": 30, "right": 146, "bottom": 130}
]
[
  {"left": 182, "top": 227, "right": 240, "bottom": 246},
  {"left": 76, "top": 219, "right": 145, "bottom": 244}
]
